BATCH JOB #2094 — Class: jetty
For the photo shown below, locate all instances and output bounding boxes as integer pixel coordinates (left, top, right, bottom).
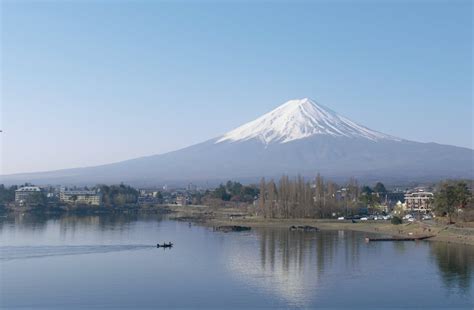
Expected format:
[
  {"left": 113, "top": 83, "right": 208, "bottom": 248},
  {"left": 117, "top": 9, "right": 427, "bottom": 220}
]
[
  {"left": 157, "top": 242, "right": 173, "bottom": 248},
  {"left": 214, "top": 225, "right": 251, "bottom": 232},
  {"left": 289, "top": 225, "right": 319, "bottom": 232},
  {"left": 365, "top": 235, "right": 434, "bottom": 242}
]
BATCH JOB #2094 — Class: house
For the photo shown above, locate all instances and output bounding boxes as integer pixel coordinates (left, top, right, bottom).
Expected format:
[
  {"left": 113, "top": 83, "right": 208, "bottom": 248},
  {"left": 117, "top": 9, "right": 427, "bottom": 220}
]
[
  {"left": 137, "top": 189, "right": 163, "bottom": 205},
  {"left": 60, "top": 189, "right": 102, "bottom": 205}
]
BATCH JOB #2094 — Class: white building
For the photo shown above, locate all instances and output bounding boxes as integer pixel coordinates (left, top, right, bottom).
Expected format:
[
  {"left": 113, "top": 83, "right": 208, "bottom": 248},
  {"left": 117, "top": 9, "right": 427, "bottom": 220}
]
[
  {"left": 60, "top": 189, "right": 102, "bottom": 206},
  {"left": 15, "top": 186, "right": 42, "bottom": 204}
]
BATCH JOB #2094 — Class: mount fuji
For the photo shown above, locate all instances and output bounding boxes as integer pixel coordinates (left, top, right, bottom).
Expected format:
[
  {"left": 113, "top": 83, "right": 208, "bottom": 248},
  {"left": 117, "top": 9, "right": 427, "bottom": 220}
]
[
  {"left": 216, "top": 98, "right": 400, "bottom": 144},
  {"left": 2, "top": 98, "right": 472, "bottom": 186}
]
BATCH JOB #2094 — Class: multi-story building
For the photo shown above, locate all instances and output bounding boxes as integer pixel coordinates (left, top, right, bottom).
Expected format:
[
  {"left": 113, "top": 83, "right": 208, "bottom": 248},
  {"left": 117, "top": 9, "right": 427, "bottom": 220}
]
[
  {"left": 60, "top": 189, "right": 102, "bottom": 206},
  {"left": 404, "top": 190, "right": 433, "bottom": 213},
  {"left": 15, "top": 186, "right": 42, "bottom": 204}
]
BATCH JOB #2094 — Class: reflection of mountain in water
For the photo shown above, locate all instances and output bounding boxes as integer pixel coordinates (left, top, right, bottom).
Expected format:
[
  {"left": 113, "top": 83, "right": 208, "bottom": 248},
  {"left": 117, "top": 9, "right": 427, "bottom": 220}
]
[
  {"left": 223, "top": 229, "right": 363, "bottom": 307},
  {"left": 430, "top": 242, "right": 474, "bottom": 292}
]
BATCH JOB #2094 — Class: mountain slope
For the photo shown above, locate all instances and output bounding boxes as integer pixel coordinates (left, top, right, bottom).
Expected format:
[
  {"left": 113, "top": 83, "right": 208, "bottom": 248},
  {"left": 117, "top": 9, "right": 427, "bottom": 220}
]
[{"left": 1, "top": 98, "right": 472, "bottom": 186}]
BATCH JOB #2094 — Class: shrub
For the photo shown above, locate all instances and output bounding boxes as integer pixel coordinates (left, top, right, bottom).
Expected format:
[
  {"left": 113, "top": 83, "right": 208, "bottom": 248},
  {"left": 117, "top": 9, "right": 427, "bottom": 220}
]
[{"left": 391, "top": 216, "right": 403, "bottom": 225}]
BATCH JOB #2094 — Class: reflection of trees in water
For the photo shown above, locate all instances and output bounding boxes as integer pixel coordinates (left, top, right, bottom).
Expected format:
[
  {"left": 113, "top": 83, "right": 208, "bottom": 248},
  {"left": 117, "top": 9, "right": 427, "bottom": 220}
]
[
  {"left": 57, "top": 213, "right": 165, "bottom": 235},
  {"left": 1, "top": 213, "right": 164, "bottom": 236},
  {"left": 392, "top": 241, "right": 407, "bottom": 254},
  {"left": 430, "top": 242, "right": 474, "bottom": 292},
  {"left": 259, "top": 229, "right": 321, "bottom": 274},
  {"left": 251, "top": 229, "right": 364, "bottom": 306},
  {"left": 258, "top": 229, "right": 360, "bottom": 276},
  {"left": 341, "top": 231, "right": 361, "bottom": 269},
  {"left": 1, "top": 213, "right": 53, "bottom": 232}
]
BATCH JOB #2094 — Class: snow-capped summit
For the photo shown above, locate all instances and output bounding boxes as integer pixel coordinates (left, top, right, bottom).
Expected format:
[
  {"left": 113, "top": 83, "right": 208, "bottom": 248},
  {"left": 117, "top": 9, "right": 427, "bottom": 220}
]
[{"left": 216, "top": 98, "right": 400, "bottom": 144}]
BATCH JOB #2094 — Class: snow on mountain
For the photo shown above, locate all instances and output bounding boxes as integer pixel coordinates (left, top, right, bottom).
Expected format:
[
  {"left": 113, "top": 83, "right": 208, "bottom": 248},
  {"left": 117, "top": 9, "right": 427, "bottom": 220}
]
[{"left": 216, "top": 98, "right": 400, "bottom": 144}]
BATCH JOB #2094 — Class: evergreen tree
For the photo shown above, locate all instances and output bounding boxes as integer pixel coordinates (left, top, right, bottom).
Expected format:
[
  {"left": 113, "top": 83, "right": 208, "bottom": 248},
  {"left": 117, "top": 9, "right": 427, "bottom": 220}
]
[
  {"left": 434, "top": 182, "right": 458, "bottom": 223},
  {"left": 374, "top": 182, "right": 387, "bottom": 193},
  {"left": 434, "top": 180, "right": 472, "bottom": 223}
]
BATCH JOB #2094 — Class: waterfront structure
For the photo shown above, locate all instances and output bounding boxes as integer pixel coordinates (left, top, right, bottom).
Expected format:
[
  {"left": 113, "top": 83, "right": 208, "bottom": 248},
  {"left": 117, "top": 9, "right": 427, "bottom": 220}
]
[
  {"left": 15, "top": 186, "right": 42, "bottom": 204},
  {"left": 60, "top": 189, "right": 102, "bottom": 205},
  {"left": 404, "top": 190, "right": 433, "bottom": 213}
]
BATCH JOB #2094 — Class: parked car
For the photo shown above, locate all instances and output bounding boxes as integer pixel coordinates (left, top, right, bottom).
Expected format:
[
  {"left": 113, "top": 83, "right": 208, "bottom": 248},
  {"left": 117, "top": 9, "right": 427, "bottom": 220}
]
[
  {"left": 337, "top": 216, "right": 345, "bottom": 220},
  {"left": 360, "top": 217, "right": 368, "bottom": 221},
  {"left": 407, "top": 217, "right": 415, "bottom": 222},
  {"left": 422, "top": 214, "right": 432, "bottom": 220}
]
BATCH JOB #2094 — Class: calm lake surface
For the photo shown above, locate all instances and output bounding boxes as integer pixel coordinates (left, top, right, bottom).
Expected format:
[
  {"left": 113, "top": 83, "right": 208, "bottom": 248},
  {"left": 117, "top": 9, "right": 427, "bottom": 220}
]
[{"left": 1, "top": 213, "right": 473, "bottom": 309}]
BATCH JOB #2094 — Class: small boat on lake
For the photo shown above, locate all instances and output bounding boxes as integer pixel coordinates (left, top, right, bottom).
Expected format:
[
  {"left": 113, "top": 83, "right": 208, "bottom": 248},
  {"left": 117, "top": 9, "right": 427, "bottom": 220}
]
[{"left": 157, "top": 242, "right": 173, "bottom": 248}]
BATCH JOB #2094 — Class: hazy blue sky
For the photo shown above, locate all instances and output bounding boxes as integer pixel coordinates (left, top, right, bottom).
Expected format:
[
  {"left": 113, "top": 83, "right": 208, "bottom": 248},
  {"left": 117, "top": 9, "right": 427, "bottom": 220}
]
[{"left": 1, "top": 0, "right": 472, "bottom": 174}]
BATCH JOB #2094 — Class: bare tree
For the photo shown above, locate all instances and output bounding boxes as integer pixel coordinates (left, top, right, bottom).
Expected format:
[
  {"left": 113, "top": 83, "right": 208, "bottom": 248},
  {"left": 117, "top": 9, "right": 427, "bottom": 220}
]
[{"left": 259, "top": 177, "right": 266, "bottom": 217}]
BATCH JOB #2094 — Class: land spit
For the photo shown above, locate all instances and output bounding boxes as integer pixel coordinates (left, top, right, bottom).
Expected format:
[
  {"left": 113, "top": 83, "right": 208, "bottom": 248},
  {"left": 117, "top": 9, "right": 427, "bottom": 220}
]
[{"left": 167, "top": 205, "right": 474, "bottom": 246}]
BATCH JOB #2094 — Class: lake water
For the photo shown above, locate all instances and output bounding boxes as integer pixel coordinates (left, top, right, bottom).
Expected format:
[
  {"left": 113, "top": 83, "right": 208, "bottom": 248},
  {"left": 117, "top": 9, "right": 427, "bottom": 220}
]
[{"left": 1, "top": 213, "right": 473, "bottom": 309}]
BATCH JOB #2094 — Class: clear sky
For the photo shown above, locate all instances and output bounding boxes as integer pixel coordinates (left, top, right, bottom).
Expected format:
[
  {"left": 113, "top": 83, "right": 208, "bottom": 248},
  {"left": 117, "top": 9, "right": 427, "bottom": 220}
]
[{"left": 1, "top": 0, "right": 472, "bottom": 175}]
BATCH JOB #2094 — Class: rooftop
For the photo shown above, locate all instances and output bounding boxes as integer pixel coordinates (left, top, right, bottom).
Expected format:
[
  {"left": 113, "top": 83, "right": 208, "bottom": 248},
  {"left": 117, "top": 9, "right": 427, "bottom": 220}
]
[
  {"left": 61, "top": 190, "right": 99, "bottom": 195},
  {"left": 16, "top": 186, "right": 41, "bottom": 192}
]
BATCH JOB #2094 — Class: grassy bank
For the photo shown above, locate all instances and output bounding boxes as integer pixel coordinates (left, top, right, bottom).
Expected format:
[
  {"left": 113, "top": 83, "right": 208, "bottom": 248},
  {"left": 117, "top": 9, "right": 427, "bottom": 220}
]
[{"left": 168, "top": 205, "right": 474, "bottom": 246}]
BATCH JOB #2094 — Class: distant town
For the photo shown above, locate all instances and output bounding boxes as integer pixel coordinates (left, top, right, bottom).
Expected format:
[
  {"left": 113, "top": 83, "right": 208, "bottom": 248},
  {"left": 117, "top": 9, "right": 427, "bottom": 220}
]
[{"left": 1, "top": 176, "right": 472, "bottom": 224}]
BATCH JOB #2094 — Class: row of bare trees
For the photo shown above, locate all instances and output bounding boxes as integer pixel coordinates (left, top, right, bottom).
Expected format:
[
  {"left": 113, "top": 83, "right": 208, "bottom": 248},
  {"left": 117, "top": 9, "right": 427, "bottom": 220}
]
[{"left": 258, "top": 174, "right": 361, "bottom": 219}]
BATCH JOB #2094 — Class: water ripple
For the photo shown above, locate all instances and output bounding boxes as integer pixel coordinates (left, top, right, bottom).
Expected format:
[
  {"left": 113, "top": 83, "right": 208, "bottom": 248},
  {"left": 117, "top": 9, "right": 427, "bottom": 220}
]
[{"left": 0, "top": 244, "right": 154, "bottom": 261}]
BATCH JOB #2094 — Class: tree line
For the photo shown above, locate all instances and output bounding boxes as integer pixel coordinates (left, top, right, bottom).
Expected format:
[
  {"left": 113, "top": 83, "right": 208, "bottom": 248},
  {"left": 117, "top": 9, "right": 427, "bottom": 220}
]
[
  {"left": 210, "top": 181, "right": 259, "bottom": 203},
  {"left": 97, "top": 184, "right": 139, "bottom": 207},
  {"left": 1, "top": 178, "right": 471, "bottom": 222},
  {"left": 257, "top": 174, "right": 364, "bottom": 219},
  {"left": 255, "top": 175, "right": 472, "bottom": 221}
]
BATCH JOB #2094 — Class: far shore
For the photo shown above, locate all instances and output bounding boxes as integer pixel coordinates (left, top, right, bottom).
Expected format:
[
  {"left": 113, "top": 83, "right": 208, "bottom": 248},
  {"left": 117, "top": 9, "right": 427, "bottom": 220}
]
[{"left": 168, "top": 205, "right": 474, "bottom": 246}]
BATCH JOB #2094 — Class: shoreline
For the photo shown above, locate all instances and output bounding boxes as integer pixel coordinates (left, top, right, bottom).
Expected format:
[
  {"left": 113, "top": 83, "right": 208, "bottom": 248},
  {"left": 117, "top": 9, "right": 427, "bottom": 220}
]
[
  {"left": 169, "top": 205, "right": 474, "bottom": 246},
  {"left": 3, "top": 204, "right": 473, "bottom": 246}
]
